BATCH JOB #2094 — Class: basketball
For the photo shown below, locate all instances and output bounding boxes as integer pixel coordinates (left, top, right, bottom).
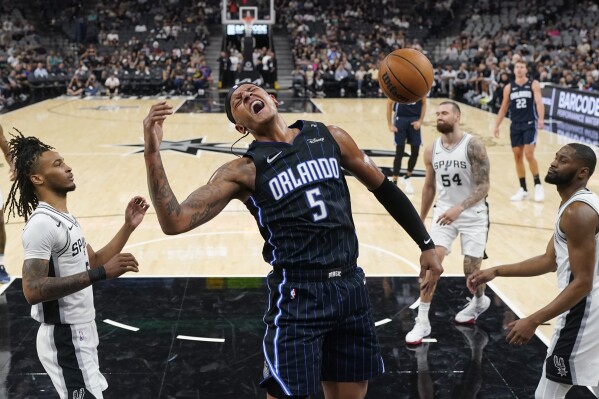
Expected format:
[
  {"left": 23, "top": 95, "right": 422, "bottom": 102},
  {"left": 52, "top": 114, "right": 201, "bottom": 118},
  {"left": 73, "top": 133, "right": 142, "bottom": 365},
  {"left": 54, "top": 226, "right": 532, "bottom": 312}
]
[{"left": 378, "top": 48, "right": 434, "bottom": 103}]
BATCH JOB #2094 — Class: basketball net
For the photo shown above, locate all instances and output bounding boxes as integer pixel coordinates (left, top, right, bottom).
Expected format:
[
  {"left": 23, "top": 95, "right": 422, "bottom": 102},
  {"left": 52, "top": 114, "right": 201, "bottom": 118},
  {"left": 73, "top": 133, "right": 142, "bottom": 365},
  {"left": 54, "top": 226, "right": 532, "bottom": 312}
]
[{"left": 242, "top": 15, "right": 254, "bottom": 37}]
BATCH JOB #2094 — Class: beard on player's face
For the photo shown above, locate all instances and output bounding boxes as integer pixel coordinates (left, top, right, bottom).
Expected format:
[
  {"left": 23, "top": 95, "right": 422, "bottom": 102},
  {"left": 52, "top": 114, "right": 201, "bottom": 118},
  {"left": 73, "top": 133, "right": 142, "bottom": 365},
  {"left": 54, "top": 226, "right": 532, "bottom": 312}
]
[
  {"left": 544, "top": 168, "right": 576, "bottom": 186},
  {"left": 436, "top": 120, "right": 454, "bottom": 133}
]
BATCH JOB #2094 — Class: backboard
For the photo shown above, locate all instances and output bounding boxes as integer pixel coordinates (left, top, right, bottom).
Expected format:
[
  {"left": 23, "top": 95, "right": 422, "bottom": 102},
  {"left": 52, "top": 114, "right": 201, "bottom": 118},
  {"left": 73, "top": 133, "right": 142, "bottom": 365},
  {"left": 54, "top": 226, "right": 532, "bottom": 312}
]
[{"left": 222, "top": 0, "right": 275, "bottom": 24}]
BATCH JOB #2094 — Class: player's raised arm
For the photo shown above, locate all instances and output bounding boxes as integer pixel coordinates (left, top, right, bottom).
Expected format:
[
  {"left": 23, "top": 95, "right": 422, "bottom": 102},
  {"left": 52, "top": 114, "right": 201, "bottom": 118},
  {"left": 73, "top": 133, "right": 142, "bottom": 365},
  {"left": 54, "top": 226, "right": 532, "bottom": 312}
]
[{"left": 143, "top": 102, "right": 255, "bottom": 235}]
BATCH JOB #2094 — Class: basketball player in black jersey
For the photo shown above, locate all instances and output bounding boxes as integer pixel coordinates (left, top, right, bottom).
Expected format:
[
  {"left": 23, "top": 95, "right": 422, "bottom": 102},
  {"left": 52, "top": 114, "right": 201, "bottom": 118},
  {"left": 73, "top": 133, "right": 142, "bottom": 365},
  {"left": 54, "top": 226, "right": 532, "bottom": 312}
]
[
  {"left": 143, "top": 83, "right": 443, "bottom": 399},
  {"left": 494, "top": 60, "right": 545, "bottom": 202}
]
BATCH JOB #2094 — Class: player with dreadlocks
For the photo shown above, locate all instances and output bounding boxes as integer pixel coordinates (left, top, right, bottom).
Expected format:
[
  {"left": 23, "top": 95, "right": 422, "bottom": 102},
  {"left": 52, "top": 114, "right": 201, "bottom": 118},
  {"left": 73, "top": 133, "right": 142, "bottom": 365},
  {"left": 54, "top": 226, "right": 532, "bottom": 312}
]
[{"left": 6, "top": 132, "right": 150, "bottom": 399}]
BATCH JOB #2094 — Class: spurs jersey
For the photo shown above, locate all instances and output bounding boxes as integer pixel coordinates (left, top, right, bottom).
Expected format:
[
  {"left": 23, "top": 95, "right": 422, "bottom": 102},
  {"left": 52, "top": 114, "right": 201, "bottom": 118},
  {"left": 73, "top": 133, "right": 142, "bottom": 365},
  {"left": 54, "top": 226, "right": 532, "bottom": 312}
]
[
  {"left": 244, "top": 120, "right": 358, "bottom": 269},
  {"left": 547, "top": 188, "right": 599, "bottom": 386},
  {"left": 22, "top": 202, "right": 94, "bottom": 325},
  {"left": 431, "top": 133, "right": 486, "bottom": 214},
  {"left": 509, "top": 78, "right": 538, "bottom": 123}
]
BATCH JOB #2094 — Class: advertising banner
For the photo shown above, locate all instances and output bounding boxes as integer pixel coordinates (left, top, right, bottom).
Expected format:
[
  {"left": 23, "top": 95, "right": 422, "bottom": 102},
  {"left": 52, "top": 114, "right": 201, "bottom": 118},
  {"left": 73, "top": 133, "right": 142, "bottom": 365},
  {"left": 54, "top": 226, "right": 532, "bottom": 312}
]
[{"left": 542, "top": 85, "right": 599, "bottom": 145}]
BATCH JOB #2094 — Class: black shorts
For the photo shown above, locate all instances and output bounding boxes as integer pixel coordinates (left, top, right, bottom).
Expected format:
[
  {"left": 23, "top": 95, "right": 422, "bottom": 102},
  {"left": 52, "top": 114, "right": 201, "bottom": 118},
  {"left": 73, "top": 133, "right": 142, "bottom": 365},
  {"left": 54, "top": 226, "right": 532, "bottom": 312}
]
[
  {"left": 510, "top": 121, "right": 537, "bottom": 147},
  {"left": 260, "top": 266, "right": 384, "bottom": 396},
  {"left": 394, "top": 116, "right": 422, "bottom": 147}
]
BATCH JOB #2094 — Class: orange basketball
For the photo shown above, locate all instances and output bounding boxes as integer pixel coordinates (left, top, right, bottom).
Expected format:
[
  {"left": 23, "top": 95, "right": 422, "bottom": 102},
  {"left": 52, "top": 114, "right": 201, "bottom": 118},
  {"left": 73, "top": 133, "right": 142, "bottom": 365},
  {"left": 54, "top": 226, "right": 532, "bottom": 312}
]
[{"left": 378, "top": 48, "right": 434, "bottom": 103}]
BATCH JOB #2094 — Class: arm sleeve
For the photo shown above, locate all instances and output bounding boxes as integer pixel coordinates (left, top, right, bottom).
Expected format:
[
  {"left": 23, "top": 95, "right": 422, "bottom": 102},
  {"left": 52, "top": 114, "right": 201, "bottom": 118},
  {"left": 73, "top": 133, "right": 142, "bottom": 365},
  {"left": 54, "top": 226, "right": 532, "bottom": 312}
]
[{"left": 371, "top": 179, "right": 435, "bottom": 251}]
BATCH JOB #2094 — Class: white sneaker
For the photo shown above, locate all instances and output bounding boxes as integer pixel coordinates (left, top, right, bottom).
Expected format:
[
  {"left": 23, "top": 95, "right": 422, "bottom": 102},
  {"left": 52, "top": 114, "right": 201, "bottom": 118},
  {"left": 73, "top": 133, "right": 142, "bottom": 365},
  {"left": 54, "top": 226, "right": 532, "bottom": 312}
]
[
  {"left": 510, "top": 188, "right": 530, "bottom": 202},
  {"left": 402, "top": 177, "right": 414, "bottom": 194},
  {"left": 454, "top": 295, "right": 491, "bottom": 324},
  {"left": 405, "top": 317, "right": 431, "bottom": 345},
  {"left": 534, "top": 184, "right": 545, "bottom": 202}
]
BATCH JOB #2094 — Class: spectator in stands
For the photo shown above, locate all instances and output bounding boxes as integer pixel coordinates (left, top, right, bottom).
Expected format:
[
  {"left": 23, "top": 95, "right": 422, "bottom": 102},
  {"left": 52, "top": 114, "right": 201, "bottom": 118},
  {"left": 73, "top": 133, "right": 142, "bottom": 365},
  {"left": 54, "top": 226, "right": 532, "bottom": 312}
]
[
  {"left": 367, "top": 62, "right": 381, "bottom": 96},
  {"left": 334, "top": 62, "right": 349, "bottom": 96},
  {"left": 452, "top": 63, "right": 470, "bottom": 101},
  {"left": 105, "top": 73, "right": 120, "bottom": 98},
  {"left": 217, "top": 51, "right": 230, "bottom": 88},
  {"left": 134, "top": 23, "right": 147, "bottom": 33},
  {"left": 46, "top": 50, "right": 62, "bottom": 73},
  {"left": 312, "top": 70, "right": 325, "bottom": 97},
  {"left": 84, "top": 74, "right": 99, "bottom": 96},
  {"left": 67, "top": 75, "right": 84, "bottom": 96},
  {"left": 432, "top": 65, "right": 443, "bottom": 97},
  {"left": 260, "top": 49, "right": 275, "bottom": 88},
  {"left": 444, "top": 43, "right": 459, "bottom": 61},
  {"left": 492, "top": 72, "right": 510, "bottom": 113},
  {"left": 107, "top": 30, "right": 119, "bottom": 47},
  {"left": 51, "top": 62, "right": 67, "bottom": 76},
  {"left": 291, "top": 63, "right": 306, "bottom": 97},
  {"left": 33, "top": 63, "right": 48, "bottom": 79},
  {"left": 355, "top": 65, "right": 367, "bottom": 97},
  {"left": 228, "top": 49, "right": 241, "bottom": 86},
  {"left": 441, "top": 64, "right": 457, "bottom": 97},
  {"left": 161, "top": 64, "right": 173, "bottom": 94},
  {"left": 198, "top": 60, "right": 212, "bottom": 89},
  {"left": 172, "top": 62, "right": 186, "bottom": 94}
]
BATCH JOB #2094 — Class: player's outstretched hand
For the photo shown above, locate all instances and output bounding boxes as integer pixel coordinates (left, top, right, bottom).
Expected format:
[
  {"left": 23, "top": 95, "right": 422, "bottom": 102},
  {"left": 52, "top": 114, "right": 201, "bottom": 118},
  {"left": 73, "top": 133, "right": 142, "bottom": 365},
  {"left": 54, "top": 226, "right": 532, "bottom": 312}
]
[
  {"left": 505, "top": 317, "right": 538, "bottom": 346},
  {"left": 419, "top": 248, "right": 443, "bottom": 296},
  {"left": 125, "top": 196, "right": 150, "bottom": 229},
  {"left": 467, "top": 268, "right": 497, "bottom": 294},
  {"left": 143, "top": 102, "right": 173, "bottom": 154},
  {"left": 104, "top": 253, "right": 139, "bottom": 279},
  {"left": 493, "top": 127, "right": 500, "bottom": 138}
]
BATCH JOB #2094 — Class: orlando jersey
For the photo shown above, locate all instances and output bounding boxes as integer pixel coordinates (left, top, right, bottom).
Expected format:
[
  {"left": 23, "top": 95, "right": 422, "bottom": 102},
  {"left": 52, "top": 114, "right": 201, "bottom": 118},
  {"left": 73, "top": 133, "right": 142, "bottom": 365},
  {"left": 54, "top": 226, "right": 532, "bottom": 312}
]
[
  {"left": 508, "top": 78, "right": 538, "bottom": 123},
  {"left": 547, "top": 188, "right": 599, "bottom": 385},
  {"left": 244, "top": 120, "right": 358, "bottom": 269},
  {"left": 431, "top": 133, "right": 486, "bottom": 213},
  {"left": 22, "top": 202, "right": 94, "bottom": 325},
  {"left": 394, "top": 100, "right": 422, "bottom": 119}
]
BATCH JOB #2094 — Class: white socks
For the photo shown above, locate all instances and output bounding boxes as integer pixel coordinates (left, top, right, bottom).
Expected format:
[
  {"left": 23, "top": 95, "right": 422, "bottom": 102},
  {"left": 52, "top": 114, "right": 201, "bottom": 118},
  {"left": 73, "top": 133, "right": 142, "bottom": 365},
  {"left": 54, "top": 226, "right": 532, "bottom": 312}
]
[{"left": 418, "top": 301, "right": 431, "bottom": 322}]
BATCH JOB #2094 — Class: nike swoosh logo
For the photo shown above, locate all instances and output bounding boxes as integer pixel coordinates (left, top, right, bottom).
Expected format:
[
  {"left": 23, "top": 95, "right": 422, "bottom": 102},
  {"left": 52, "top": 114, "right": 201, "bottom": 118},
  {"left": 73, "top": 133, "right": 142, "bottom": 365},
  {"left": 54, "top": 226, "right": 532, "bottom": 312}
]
[
  {"left": 267, "top": 151, "right": 282, "bottom": 164},
  {"left": 424, "top": 238, "right": 431, "bottom": 244},
  {"left": 56, "top": 221, "right": 61, "bottom": 227},
  {"left": 435, "top": 151, "right": 442, "bottom": 155},
  {"left": 69, "top": 225, "right": 74, "bottom": 230}
]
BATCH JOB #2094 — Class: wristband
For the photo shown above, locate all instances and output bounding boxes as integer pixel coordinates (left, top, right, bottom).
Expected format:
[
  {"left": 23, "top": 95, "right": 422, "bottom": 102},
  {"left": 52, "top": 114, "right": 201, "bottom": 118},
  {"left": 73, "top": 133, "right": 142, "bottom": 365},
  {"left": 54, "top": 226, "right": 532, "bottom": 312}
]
[{"left": 88, "top": 265, "right": 107, "bottom": 283}]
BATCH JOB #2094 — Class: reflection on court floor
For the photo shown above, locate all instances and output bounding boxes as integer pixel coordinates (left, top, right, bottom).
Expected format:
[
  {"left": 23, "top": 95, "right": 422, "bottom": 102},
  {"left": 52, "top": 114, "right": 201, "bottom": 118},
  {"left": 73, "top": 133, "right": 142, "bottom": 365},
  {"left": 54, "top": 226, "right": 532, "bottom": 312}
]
[{"left": 0, "top": 277, "right": 594, "bottom": 398}]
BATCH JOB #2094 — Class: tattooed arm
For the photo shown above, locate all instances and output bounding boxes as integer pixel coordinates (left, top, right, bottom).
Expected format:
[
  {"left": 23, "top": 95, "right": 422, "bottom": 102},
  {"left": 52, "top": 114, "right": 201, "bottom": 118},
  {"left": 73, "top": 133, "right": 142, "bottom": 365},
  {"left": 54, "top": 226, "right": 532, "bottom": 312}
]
[
  {"left": 22, "top": 258, "right": 93, "bottom": 305},
  {"left": 462, "top": 136, "right": 490, "bottom": 209},
  {"left": 435, "top": 136, "right": 490, "bottom": 226},
  {"left": 143, "top": 102, "right": 255, "bottom": 235}
]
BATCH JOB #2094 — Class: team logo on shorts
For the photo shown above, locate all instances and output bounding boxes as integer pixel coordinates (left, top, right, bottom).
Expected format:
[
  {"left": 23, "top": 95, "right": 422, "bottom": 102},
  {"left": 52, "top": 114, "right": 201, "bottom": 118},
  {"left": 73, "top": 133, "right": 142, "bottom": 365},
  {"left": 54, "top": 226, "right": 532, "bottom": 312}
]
[
  {"left": 78, "top": 330, "right": 85, "bottom": 342},
  {"left": 72, "top": 388, "right": 85, "bottom": 399},
  {"left": 553, "top": 355, "right": 568, "bottom": 377},
  {"left": 290, "top": 288, "right": 296, "bottom": 300}
]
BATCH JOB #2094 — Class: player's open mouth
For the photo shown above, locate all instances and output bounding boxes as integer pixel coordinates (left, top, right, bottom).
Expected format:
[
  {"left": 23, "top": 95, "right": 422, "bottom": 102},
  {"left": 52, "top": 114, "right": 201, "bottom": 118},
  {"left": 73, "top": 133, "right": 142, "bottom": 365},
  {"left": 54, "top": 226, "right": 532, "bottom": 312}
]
[{"left": 251, "top": 100, "right": 265, "bottom": 114}]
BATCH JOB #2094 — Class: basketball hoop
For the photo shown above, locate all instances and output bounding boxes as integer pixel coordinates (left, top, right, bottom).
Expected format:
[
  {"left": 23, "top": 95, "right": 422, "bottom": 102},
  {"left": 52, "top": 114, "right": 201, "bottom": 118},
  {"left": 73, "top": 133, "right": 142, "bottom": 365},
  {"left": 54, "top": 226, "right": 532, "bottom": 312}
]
[{"left": 242, "top": 15, "right": 254, "bottom": 37}]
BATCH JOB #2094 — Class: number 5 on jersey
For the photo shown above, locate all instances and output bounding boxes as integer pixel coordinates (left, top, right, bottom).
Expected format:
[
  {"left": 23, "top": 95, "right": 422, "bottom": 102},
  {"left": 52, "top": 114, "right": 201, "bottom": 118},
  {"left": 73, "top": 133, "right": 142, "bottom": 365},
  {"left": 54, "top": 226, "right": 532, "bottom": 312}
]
[{"left": 306, "top": 187, "right": 328, "bottom": 221}]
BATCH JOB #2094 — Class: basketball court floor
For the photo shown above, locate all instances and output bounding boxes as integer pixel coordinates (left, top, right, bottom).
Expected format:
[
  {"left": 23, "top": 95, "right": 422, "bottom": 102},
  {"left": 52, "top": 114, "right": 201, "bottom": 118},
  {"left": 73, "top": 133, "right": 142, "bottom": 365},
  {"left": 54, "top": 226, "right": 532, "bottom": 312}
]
[{"left": 0, "top": 94, "right": 597, "bottom": 398}]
